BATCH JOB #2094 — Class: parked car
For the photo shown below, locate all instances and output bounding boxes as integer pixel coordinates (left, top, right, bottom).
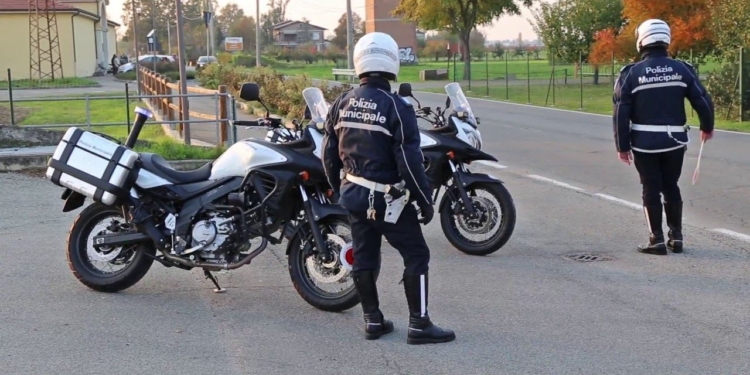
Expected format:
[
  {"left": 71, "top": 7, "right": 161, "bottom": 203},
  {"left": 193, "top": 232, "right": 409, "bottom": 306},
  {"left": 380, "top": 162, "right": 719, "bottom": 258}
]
[
  {"left": 117, "top": 55, "right": 176, "bottom": 74},
  {"left": 196, "top": 55, "right": 218, "bottom": 72}
]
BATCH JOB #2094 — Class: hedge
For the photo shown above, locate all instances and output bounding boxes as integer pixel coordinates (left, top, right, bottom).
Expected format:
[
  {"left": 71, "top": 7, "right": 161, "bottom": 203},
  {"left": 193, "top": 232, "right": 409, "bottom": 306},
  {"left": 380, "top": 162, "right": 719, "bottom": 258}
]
[{"left": 196, "top": 64, "right": 351, "bottom": 120}]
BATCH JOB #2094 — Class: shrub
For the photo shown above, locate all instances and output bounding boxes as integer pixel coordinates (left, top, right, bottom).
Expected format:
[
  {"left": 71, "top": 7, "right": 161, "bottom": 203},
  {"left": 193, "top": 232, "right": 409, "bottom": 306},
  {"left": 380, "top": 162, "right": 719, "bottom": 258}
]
[
  {"left": 197, "top": 64, "right": 351, "bottom": 119},
  {"left": 705, "top": 62, "right": 742, "bottom": 121}
]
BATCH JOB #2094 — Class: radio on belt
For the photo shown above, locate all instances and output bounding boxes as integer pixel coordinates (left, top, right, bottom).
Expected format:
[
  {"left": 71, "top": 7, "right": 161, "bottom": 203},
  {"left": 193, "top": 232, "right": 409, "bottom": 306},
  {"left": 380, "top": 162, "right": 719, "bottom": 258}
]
[{"left": 46, "top": 127, "right": 140, "bottom": 206}]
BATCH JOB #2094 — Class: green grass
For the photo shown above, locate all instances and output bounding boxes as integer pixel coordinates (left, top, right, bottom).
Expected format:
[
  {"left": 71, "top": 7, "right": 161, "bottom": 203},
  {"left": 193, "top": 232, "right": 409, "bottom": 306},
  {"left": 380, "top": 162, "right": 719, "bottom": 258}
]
[
  {"left": 2, "top": 94, "right": 223, "bottom": 159},
  {"left": 0, "top": 77, "right": 99, "bottom": 90},
  {"left": 422, "top": 82, "right": 750, "bottom": 133},
  {"left": 263, "top": 56, "right": 722, "bottom": 83}
]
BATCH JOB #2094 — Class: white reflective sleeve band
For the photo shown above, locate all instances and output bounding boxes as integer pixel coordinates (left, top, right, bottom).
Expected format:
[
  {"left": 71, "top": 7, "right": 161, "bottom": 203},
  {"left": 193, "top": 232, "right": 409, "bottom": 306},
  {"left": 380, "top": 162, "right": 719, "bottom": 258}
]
[{"left": 631, "top": 124, "right": 686, "bottom": 132}]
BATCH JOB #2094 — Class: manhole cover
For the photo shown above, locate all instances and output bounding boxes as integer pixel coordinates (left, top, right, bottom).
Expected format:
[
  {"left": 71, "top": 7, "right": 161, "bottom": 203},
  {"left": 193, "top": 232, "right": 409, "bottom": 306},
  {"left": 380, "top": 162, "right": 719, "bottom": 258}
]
[{"left": 563, "top": 253, "right": 613, "bottom": 262}]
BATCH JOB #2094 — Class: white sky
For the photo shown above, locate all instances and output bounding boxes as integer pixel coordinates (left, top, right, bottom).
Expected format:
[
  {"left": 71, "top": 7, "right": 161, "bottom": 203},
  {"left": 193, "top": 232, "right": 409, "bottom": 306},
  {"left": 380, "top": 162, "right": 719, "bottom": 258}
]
[{"left": 106, "top": 0, "right": 539, "bottom": 41}]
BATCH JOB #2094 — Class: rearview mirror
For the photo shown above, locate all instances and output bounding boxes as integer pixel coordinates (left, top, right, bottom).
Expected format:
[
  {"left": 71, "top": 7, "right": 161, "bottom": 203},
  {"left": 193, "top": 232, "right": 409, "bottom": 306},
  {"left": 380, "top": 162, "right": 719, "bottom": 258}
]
[
  {"left": 444, "top": 96, "right": 451, "bottom": 108},
  {"left": 398, "top": 83, "right": 413, "bottom": 97},
  {"left": 304, "top": 105, "right": 312, "bottom": 120},
  {"left": 239, "top": 82, "right": 260, "bottom": 102}
]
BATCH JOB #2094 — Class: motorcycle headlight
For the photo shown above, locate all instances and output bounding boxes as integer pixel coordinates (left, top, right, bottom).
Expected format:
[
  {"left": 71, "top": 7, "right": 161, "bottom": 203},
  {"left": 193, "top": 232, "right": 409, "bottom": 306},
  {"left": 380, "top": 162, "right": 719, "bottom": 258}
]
[{"left": 466, "top": 129, "right": 482, "bottom": 150}]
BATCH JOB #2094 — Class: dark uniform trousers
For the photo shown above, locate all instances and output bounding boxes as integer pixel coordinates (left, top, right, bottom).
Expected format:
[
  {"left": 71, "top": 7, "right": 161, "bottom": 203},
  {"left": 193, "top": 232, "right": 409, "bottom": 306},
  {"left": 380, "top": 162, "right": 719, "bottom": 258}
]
[
  {"left": 633, "top": 146, "right": 686, "bottom": 207},
  {"left": 348, "top": 202, "right": 429, "bottom": 275}
]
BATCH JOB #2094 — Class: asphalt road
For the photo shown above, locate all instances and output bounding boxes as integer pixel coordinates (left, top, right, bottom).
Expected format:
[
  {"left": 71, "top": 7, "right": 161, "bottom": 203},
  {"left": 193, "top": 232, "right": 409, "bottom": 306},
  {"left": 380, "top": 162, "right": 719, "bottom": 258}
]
[
  {"left": 1, "top": 163, "right": 749, "bottom": 374},
  {"left": 410, "top": 90, "right": 750, "bottom": 243}
]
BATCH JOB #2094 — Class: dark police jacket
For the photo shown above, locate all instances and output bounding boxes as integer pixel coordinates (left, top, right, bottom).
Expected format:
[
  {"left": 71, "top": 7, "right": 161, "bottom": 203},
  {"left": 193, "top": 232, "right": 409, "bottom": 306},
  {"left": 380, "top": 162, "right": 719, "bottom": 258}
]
[
  {"left": 321, "top": 77, "right": 433, "bottom": 213},
  {"left": 613, "top": 49, "right": 714, "bottom": 153}
]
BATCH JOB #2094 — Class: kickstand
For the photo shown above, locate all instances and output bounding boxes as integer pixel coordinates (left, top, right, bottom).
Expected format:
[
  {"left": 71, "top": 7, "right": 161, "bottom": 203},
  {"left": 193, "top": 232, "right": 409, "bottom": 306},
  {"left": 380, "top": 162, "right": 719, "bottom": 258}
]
[{"left": 203, "top": 269, "right": 227, "bottom": 293}]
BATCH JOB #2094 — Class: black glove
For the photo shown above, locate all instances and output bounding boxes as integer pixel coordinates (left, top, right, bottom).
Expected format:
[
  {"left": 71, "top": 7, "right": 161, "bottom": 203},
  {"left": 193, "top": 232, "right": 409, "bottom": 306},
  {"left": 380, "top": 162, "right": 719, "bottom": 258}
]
[{"left": 418, "top": 204, "right": 434, "bottom": 225}]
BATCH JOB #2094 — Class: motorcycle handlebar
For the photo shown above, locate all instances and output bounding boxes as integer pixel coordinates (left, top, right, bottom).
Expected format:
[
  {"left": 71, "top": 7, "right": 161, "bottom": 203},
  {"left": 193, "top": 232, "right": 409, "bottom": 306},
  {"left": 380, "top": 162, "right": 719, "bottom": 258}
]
[{"left": 233, "top": 118, "right": 284, "bottom": 128}]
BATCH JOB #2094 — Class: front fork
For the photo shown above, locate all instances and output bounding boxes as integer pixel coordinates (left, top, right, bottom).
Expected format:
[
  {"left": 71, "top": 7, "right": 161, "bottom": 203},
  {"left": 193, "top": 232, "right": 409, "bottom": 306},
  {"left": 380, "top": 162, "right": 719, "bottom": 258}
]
[
  {"left": 299, "top": 186, "right": 334, "bottom": 263},
  {"left": 446, "top": 160, "right": 477, "bottom": 215}
]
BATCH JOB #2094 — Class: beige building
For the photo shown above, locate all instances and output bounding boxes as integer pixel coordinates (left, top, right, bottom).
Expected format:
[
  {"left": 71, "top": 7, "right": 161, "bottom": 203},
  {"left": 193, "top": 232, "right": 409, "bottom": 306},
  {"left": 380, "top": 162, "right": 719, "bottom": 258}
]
[{"left": 0, "top": 0, "right": 119, "bottom": 81}]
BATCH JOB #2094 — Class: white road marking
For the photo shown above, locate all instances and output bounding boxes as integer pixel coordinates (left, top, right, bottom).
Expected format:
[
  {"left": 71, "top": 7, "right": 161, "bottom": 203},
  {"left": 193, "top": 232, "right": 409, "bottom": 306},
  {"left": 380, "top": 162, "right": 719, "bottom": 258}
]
[
  {"left": 414, "top": 91, "right": 750, "bottom": 136},
  {"left": 712, "top": 229, "right": 750, "bottom": 243},
  {"left": 593, "top": 193, "right": 642, "bottom": 210},
  {"left": 475, "top": 161, "right": 507, "bottom": 169},
  {"left": 527, "top": 175, "right": 585, "bottom": 192}
]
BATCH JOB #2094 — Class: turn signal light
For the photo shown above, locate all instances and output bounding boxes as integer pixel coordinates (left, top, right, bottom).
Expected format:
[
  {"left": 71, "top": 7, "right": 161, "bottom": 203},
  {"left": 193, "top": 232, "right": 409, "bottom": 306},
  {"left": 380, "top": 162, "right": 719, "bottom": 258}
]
[
  {"left": 300, "top": 171, "right": 310, "bottom": 181},
  {"left": 326, "top": 189, "right": 334, "bottom": 197},
  {"left": 447, "top": 151, "right": 455, "bottom": 159}
]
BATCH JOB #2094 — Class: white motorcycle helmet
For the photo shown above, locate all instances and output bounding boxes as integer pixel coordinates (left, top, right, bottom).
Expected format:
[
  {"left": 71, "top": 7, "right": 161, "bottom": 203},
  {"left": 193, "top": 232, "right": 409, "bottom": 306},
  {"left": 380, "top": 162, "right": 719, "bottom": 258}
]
[
  {"left": 353, "top": 32, "right": 400, "bottom": 81},
  {"left": 635, "top": 19, "right": 671, "bottom": 52}
]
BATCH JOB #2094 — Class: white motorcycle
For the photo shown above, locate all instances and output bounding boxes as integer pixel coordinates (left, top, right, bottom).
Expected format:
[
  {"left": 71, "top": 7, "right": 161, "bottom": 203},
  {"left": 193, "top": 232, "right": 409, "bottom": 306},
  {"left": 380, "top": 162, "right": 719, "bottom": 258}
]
[{"left": 270, "top": 83, "right": 516, "bottom": 256}]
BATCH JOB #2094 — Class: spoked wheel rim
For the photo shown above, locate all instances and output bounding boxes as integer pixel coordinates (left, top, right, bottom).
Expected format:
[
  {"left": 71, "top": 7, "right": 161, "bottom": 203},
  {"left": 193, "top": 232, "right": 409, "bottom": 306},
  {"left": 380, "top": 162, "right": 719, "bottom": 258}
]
[
  {"left": 297, "top": 220, "right": 356, "bottom": 299},
  {"left": 79, "top": 211, "right": 140, "bottom": 277},
  {"left": 449, "top": 188, "right": 504, "bottom": 245}
]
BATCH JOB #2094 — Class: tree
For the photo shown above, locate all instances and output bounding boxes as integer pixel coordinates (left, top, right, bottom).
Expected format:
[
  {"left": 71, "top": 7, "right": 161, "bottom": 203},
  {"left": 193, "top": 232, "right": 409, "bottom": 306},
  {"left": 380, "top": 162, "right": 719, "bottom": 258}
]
[
  {"left": 492, "top": 42, "right": 505, "bottom": 59},
  {"left": 394, "top": 0, "right": 535, "bottom": 80},
  {"left": 469, "top": 29, "right": 487, "bottom": 59},
  {"left": 423, "top": 39, "right": 449, "bottom": 61},
  {"left": 330, "top": 12, "right": 365, "bottom": 50},
  {"left": 589, "top": 0, "right": 714, "bottom": 63},
  {"left": 708, "top": 0, "right": 750, "bottom": 62},
  {"left": 530, "top": 0, "right": 623, "bottom": 64},
  {"left": 227, "top": 16, "right": 257, "bottom": 53},
  {"left": 215, "top": 3, "right": 245, "bottom": 34}
]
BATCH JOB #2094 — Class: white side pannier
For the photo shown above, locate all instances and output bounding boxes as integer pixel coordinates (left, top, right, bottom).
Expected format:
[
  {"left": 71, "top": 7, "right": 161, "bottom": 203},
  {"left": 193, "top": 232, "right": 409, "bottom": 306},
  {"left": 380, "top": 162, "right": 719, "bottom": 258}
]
[{"left": 46, "top": 127, "right": 139, "bottom": 205}]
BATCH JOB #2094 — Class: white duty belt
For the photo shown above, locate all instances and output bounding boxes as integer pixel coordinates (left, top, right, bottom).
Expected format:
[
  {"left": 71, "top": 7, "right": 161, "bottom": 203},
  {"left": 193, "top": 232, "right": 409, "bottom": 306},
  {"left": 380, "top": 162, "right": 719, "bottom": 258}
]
[
  {"left": 345, "top": 173, "right": 407, "bottom": 221},
  {"left": 631, "top": 123, "right": 690, "bottom": 146},
  {"left": 344, "top": 173, "right": 404, "bottom": 193}
]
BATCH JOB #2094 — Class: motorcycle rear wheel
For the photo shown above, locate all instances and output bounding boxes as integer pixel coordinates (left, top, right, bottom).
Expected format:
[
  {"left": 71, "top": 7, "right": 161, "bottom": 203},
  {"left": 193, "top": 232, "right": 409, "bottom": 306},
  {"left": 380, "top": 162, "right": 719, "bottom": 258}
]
[
  {"left": 440, "top": 182, "right": 516, "bottom": 256},
  {"left": 66, "top": 203, "right": 155, "bottom": 292},
  {"left": 287, "top": 216, "right": 379, "bottom": 312}
]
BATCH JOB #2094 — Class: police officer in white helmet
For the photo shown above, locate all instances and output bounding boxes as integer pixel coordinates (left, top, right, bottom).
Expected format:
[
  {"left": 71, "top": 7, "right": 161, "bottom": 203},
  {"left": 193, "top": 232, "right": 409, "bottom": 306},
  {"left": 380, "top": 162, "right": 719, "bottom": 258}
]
[
  {"left": 321, "top": 32, "right": 455, "bottom": 344},
  {"left": 613, "top": 19, "right": 715, "bottom": 255}
]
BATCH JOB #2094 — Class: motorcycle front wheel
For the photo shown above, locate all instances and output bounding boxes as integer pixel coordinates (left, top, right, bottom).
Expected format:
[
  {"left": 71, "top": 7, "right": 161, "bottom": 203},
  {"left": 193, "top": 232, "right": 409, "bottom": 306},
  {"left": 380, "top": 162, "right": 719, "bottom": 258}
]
[
  {"left": 439, "top": 182, "right": 516, "bottom": 256},
  {"left": 66, "top": 203, "right": 156, "bottom": 292},
  {"left": 287, "top": 215, "right": 380, "bottom": 312}
]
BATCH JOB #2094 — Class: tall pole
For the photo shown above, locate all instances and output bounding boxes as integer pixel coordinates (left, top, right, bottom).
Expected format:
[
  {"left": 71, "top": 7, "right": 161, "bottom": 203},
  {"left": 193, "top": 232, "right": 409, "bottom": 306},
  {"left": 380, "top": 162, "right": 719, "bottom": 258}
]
[
  {"left": 255, "top": 0, "right": 260, "bottom": 66},
  {"left": 131, "top": 0, "right": 141, "bottom": 95},
  {"left": 205, "top": 0, "right": 210, "bottom": 56},
  {"left": 175, "top": 0, "right": 191, "bottom": 144},
  {"left": 346, "top": 0, "right": 354, "bottom": 70},
  {"left": 152, "top": 0, "right": 156, "bottom": 71}
]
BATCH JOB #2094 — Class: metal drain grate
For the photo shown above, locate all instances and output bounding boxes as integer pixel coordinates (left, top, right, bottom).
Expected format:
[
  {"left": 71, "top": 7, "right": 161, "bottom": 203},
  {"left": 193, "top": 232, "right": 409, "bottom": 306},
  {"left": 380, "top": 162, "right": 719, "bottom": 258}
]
[{"left": 564, "top": 253, "right": 613, "bottom": 262}]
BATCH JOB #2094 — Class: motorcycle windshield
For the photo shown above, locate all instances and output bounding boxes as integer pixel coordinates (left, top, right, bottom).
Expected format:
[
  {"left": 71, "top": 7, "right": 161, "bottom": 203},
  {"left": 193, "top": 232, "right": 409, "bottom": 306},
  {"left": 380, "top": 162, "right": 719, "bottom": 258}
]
[
  {"left": 302, "top": 87, "right": 329, "bottom": 127},
  {"left": 445, "top": 82, "right": 477, "bottom": 126}
]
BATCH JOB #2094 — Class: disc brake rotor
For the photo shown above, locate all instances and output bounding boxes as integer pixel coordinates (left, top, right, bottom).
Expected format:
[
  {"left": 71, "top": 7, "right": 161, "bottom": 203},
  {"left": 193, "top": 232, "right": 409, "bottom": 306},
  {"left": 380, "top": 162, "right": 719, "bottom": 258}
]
[
  {"left": 457, "top": 196, "right": 495, "bottom": 234},
  {"left": 305, "top": 233, "right": 349, "bottom": 284},
  {"left": 88, "top": 220, "right": 125, "bottom": 262}
]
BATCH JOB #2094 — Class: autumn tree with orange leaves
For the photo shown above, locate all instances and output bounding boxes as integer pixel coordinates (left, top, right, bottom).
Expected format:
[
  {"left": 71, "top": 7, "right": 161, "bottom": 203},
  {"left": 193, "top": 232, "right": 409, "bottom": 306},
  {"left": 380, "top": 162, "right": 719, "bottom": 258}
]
[{"left": 589, "top": 0, "right": 714, "bottom": 65}]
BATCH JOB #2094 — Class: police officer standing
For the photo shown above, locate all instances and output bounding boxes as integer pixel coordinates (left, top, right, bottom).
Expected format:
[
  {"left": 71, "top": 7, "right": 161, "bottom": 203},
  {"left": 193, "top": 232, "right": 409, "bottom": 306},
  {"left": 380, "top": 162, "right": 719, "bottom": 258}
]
[
  {"left": 613, "top": 19, "right": 715, "bottom": 255},
  {"left": 321, "top": 32, "right": 455, "bottom": 344}
]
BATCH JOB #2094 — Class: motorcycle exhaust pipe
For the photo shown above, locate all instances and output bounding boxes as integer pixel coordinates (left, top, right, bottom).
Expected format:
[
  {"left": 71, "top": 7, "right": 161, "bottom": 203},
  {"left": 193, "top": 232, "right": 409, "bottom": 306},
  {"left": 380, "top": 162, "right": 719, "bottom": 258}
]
[{"left": 157, "top": 237, "right": 268, "bottom": 271}]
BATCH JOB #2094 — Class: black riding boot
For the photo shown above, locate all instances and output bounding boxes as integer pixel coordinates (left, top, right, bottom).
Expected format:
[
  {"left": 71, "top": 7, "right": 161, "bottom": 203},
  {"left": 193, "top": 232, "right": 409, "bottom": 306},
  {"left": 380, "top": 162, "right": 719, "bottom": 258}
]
[
  {"left": 637, "top": 204, "right": 667, "bottom": 255},
  {"left": 352, "top": 270, "right": 393, "bottom": 340},
  {"left": 664, "top": 201, "right": 683, "bottom": 253},
  {"left": 402, "top": 272, "right": 456, "bottom": 345}
]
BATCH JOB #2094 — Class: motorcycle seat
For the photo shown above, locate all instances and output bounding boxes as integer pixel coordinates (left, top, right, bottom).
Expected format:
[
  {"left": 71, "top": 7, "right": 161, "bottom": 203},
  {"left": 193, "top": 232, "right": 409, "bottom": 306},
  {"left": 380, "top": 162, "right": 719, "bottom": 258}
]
[{"left": 140, "top": 153, "right": 213, "bottom": 184}]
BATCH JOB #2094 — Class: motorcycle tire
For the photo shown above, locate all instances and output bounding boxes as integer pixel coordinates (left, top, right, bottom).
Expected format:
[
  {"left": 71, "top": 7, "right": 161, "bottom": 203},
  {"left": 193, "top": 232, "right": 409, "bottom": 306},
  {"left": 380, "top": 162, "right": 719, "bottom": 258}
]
[
  {"left": 440, "top": 181, "right": 516, "bottom": 256},
  {"left": 66, "top": 203, "right": 155, "bottom": 292},
  {"left": 287, "top": 215, "right": 380, "bottom": 312}
]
